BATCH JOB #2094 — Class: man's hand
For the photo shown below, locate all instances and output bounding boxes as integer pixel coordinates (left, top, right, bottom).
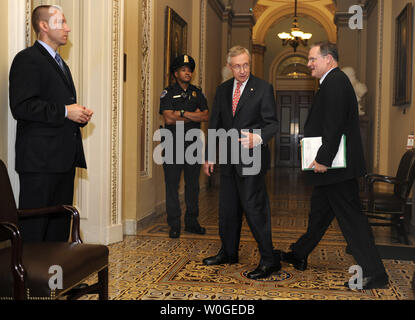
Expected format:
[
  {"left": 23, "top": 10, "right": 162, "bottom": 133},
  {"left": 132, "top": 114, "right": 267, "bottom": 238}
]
[
  {"left": 67, "top": 104, "right": 93, "bottom": 124},
  {"left": 309, "top": 160, "right": 328, "bottom": 173},
  {"left": 203, "top": 162, "right": 215, "bottom": 176},
  {"left": 239, "top": 131, "right": 262, "bottom": 149}
]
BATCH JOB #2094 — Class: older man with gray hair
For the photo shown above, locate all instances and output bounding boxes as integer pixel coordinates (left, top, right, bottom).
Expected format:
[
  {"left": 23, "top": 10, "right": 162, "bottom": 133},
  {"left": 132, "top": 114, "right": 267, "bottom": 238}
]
[{"left": 203, "top": 46, "right": 280, "bottom": 280}]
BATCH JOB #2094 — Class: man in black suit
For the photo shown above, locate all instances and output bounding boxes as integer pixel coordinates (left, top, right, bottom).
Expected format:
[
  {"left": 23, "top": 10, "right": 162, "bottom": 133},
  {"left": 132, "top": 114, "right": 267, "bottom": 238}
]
[
  {"left": 280, "top": 42, "right": 388, "bottom": 289},
  {"left": 202, "top": 46, "right": 280, "bottom": 280},
  {"left": 9, "top": 5, "right": 93, "bottom": 242}
]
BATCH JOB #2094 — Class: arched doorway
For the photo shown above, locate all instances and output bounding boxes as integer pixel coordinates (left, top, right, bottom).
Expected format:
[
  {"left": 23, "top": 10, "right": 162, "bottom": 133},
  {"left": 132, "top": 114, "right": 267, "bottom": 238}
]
[
  {"left": 251, "top": 1, "right": 337, "bottom": 168},
  {"left": 272, "top": 51, "right": 317, "bottom": 168}
]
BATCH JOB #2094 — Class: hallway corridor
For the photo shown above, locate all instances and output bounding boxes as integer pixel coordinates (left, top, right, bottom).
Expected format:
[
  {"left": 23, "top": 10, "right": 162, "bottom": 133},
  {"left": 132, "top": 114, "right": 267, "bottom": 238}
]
[{"left": 82, "top": 168, "right": 415, "bottom": 300}]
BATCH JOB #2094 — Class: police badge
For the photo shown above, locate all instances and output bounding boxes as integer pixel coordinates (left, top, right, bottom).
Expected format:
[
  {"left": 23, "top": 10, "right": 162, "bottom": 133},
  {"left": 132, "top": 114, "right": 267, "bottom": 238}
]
[{"left": 160, "top": 90, "right": 168, "bottom": 99}]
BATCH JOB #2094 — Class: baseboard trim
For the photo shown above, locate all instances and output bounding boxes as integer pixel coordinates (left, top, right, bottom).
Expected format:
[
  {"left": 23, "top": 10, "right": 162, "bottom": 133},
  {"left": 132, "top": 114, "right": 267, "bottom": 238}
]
[
  {"left": 123, "top": 207, "right": 165, "bottom": 235},
  {"left": 136, "top": 209, "right": 164, "bottom": 233},
  {"left": 123, "top": 184, "right": 209, "bottom": 235},
  {"left": 123, "top": 219, "right": 138, "bottom": 235}
]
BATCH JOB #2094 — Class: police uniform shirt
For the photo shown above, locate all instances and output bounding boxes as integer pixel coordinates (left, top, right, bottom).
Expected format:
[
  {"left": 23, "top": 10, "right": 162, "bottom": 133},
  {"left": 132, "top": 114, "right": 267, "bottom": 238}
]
[{"left": 159, "top": 82, "right": 208, "bottom": 131}]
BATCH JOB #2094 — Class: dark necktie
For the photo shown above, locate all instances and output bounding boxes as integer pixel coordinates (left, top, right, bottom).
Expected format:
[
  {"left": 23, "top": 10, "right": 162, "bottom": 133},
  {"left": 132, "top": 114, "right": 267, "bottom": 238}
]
[{"left": 55, "top": 53, "right": 68, "bottom": 77}]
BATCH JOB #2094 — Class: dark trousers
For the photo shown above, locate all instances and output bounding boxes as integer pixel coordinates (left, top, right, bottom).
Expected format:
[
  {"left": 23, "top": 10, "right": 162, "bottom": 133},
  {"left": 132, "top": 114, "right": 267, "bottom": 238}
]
[
  {"left": 163, "top": 163, "right": 201, "bottom": 230},
  {"left": 291, "top": 179, "right": 386, "bottom": 276},
  {"left": 18, "top": 167, "right": 76, "bottom": 243},
  {"left": 219, "top": 170, "right": 274, "bottom": 267}
]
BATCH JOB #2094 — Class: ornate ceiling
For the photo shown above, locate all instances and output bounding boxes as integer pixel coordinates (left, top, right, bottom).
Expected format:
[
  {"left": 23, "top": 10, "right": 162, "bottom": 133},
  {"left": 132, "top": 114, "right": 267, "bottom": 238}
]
[
  {"left": 252, "top": 0, "right": 337, "bottom": 44},
  {"left": 253, "top": 0, "right": 335, "bottom": 21}
]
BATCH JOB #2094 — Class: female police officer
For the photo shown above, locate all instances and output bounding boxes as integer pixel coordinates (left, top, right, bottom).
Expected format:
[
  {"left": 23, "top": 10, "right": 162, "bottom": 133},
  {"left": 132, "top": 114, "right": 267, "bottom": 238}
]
[{"left": 159, "top": 55, "right": 209, "bottom": 238}]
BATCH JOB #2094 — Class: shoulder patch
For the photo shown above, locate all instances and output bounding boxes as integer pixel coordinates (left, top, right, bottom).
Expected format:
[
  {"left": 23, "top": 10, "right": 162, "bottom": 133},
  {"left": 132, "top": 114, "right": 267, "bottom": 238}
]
[{"left": 160, "top": 90, "right": 168, "bottom": 99}]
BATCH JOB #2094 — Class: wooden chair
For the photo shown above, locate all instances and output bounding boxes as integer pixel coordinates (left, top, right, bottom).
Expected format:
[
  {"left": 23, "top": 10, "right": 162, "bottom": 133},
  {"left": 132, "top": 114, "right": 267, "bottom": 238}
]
[
  {"left": 0, "top": 160, "right": 109, "bottom": 300},
  {"left": 361, "top": 149, "right": 415, "bottom": 245}
]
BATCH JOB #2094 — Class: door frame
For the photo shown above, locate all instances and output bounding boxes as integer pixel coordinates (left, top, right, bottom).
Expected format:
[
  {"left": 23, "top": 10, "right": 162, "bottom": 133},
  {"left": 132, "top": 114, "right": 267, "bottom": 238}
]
[{"left": 275, "top": 90, "right": 314, "bottom": 168}]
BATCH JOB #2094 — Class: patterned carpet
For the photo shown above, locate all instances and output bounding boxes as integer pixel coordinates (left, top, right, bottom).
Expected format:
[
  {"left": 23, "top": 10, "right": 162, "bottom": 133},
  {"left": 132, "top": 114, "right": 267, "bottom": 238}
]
[{"left": 82, "top": 169, "right": 415, "bottom": 300}]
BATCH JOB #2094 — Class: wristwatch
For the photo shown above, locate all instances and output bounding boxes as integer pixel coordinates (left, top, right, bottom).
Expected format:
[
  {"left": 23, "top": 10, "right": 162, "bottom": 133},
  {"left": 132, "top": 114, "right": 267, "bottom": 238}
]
[{"left": 180, "top": 110, "right": 185, "bottom": 118}]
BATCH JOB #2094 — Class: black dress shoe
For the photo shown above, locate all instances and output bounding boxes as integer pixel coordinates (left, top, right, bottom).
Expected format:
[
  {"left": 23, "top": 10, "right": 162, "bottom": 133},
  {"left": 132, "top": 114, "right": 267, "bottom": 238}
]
[
  {"left": 185, "top": 225, "right": 206, "bottom": 235},
  {"left": 203, "top": 251, "right": 238, "bottom": 266},
  {"left": 280, "top": 251, "right": 307, "bottom": 271},
  {"left": 246, "top": 263, "right": 281, "bottom": 280},
  {"left": 169, "top": 228, "right": 180, "bottom": 238},
  {"left": 344, "top": 273, "right": 389, "bottom": 290}
]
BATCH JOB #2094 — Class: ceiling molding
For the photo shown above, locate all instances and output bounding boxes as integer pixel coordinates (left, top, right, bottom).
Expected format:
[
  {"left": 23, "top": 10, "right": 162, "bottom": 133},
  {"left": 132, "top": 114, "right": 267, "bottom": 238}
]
[
  {"left": 208, "top": 0, "right": 226, "bottom": 20},
  {"left": 253, "top": 3, "right": 337, "bottom": 45}
]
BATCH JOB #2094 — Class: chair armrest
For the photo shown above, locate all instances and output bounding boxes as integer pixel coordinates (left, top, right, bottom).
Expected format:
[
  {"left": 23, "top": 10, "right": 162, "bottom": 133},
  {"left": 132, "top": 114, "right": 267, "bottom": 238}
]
[
  {"left": 365, "top": 174, "right": 403, "bottom": 186},
  {"left": 17, "top": 205, "right": 82, "bottom": 244},
  {"left": 365, "top": 173, "right": 393, "bottom": 179},
  {"left": 63, "top": 205, "right": 82, "bottom": 244},
  {"left": 364, "top": 174, "right": 409, "bottom": 212},
  {"left": 18, "top": 205, "right": 71, "bottom": 219},
  {"left": 0, "top": 222, "right": 26, "bottom": 299},
  {"left": 365, "top": 173, "right": 388, "bottom": 180},
  {"left": 0, "top": 222, "right": 18, "bottom": 244}
]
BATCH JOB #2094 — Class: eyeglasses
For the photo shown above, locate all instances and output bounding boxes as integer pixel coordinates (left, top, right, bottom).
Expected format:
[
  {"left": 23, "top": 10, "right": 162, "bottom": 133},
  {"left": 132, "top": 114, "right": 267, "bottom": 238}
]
[
  {"left": 308, "top": 55, "right": 327, "bottom": 64},
  {"left": 230, "top": 63, "right": 250, "bottom": 72}
]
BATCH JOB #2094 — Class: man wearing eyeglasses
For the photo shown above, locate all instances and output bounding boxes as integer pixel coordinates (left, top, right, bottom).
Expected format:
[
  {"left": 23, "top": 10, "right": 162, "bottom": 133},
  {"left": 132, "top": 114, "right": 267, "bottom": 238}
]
[
  {"left": 280, "top": 42, "right": 388, "bottom": 290},
  {"left": 202, "top": 46, "right": 280, "bottom": 280}
]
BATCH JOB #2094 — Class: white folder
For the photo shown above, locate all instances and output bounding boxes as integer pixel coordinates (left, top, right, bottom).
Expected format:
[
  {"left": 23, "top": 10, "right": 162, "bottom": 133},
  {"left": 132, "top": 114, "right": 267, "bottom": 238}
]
[{"left": 301, "top": 135, "right": 346, "bottom": 171}]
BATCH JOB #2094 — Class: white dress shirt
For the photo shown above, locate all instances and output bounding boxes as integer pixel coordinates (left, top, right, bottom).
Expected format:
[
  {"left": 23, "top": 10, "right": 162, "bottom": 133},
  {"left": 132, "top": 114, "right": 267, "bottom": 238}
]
[
  {"left": 232, "top": 77, "right": 249, "bottom": 97},
  {"left": 319, "top": 67, "right": 336, "bottom": 85}
]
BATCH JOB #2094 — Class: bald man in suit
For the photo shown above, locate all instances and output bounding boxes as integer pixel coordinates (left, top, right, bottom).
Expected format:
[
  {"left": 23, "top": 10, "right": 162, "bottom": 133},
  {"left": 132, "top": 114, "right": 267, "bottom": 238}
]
[{"left": 9, "top": 5, "right": 93, "bottom": 242}]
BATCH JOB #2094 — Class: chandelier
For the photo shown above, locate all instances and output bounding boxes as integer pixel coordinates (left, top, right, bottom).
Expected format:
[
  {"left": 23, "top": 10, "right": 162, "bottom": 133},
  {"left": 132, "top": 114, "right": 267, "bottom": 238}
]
[{"left": 278, "top": 0, "right": 312, "bottom": 52}]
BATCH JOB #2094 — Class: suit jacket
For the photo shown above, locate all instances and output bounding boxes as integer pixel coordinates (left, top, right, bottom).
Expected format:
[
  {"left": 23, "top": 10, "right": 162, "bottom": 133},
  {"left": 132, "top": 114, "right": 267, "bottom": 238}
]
[
  {"left": 207, "top": 75, "right": 279, "bottom": 177},
  {"left": 9, "top": 41, "right": 87, "bottom": 173},
  {"left": 304, "top": 67, "right": 366, "bottom": 186}
]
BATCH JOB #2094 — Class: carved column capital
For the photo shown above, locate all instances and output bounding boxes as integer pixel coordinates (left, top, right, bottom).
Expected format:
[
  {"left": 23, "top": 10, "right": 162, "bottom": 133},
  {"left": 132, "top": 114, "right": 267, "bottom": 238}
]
[{"left": 252, "top": 43, "right": 266, "bottom": 55}]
